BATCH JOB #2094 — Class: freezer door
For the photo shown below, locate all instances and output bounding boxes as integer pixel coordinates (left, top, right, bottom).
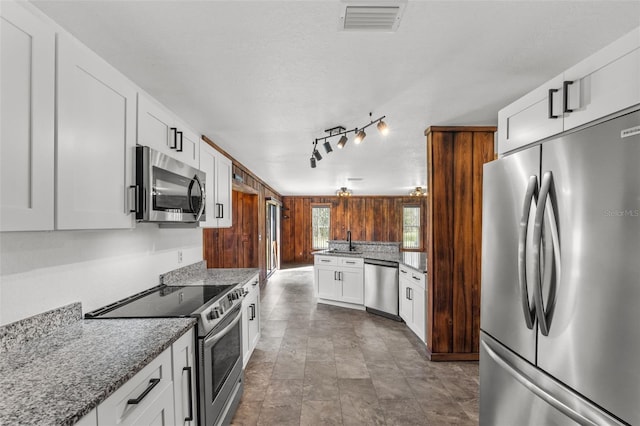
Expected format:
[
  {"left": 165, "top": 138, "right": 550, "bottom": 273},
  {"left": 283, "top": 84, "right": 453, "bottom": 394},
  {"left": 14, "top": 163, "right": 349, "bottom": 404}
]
[
  {"left": 480, "top": 332, "right": 627, "bottom": 426},
  {"left": 536, "top": 109, "right": 640, "bottom": 425},
  {"left": 481, "top": 147, "right": 540, "bottom": 364}
]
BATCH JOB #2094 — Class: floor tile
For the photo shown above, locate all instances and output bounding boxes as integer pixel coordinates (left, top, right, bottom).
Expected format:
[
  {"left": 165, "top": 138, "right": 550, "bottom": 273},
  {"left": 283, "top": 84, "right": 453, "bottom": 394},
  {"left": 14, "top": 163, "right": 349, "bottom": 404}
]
[{"left": 300, "top": 400, "right": 343, "bottom": 425}]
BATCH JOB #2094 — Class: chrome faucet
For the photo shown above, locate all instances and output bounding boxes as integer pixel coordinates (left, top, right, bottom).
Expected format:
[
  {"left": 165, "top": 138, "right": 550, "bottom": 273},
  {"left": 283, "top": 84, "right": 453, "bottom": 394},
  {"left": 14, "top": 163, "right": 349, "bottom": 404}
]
[{"left": 347, "top": 230, "right": 354, "bottom": 252}]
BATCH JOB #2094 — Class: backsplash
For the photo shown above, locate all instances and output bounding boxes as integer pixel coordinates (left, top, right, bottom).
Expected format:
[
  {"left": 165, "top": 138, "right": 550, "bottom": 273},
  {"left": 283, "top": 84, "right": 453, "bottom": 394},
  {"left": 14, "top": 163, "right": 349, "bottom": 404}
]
[
  {"left": 0, "top": 302, "right": 81, "bottom": 353},
  {"left": 327, "top": 240, "right": 401, "bottom": 253},
  {"left": 160, "top": 260, "right": 207, "bottom": 285}
]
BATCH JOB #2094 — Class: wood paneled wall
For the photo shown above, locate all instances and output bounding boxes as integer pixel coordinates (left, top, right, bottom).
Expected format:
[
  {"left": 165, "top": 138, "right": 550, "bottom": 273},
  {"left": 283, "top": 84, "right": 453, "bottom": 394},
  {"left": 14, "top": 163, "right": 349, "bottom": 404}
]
[
  {"left": 281, "top": 196, "right": 429, "bottom": 264},
  {"left": 425, "top": 126, "right": 495, "bottom": 361},
  {"left": 201, "top": 136, "right": 281, "bottom": 284}
]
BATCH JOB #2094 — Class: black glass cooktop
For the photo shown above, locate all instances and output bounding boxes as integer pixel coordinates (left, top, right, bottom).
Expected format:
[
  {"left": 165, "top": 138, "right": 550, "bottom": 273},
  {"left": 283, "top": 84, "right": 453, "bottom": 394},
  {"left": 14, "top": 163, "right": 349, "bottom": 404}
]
[{"left": 85, "top": 284, "right": 236, "bottom": 318}]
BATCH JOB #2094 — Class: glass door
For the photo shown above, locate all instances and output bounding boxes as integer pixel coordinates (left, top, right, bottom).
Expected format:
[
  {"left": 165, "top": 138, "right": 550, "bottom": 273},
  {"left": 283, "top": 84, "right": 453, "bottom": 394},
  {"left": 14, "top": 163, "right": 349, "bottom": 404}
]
[{"left": 266, "top": 199, "right": 281, "bottom": 277}]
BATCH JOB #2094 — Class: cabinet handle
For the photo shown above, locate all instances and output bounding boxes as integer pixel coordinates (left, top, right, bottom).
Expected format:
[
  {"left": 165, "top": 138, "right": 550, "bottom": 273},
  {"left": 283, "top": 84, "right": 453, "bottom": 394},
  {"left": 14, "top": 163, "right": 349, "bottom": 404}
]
[
  {"left": 400, "top": 269, "right": 408, "bottom": 274},
  {"left": 176, "top": 130, "right": 183, "bottom": 152},
  {"left": 548, "top": 88, "right": 559, "bottom": 119},
  {"left": 128, "top": 185, "right": 139, "bottom": 213},
  {"left": 563, "top": 80, "right": 574, "bottom": 113},
  {"left": 250, "top": 303, "right": 256, "bottom": 320},
  {"left": 170, "top": 127, "right": 178, "bottom": 149},
  {"left": 127, "top": 378, "right": 160, "bottom": 405},
  {"left": 322, "top": 259, "right": 331, "bottom": 263},
  {"left": 216, "top": 203, "right": 223, "bottom": 219},
  {"left": 252, "top": 280, "right": 258, "bottom": 287},
  {"left": 412, "top": 275, "right": 421, "bottom": 281},
  {"left": 406, "top": 287, "right": 410, "bottom": 300},
  {"left": 183, "top": 367, "right": 194, "bottom": 422}
]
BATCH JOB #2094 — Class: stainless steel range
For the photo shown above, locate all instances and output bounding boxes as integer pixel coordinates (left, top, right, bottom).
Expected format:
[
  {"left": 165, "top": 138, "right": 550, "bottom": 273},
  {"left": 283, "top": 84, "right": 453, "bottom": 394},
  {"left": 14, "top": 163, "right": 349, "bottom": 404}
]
[{"left": 85, "top": 283, "right": 247, "bottom": 426}]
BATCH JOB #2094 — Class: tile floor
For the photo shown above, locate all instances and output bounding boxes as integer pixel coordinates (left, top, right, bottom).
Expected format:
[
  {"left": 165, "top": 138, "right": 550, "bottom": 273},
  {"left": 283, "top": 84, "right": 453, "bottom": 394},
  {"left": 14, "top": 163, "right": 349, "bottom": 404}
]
[{"left": 231, "top": 265, "right": 479, "bottom": 425}]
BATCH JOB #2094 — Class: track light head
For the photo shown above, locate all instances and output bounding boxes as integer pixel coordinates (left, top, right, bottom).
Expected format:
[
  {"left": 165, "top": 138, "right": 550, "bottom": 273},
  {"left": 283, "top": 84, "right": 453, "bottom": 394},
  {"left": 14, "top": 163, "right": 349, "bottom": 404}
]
[
  {"left": 377, "top": 119, "right": 389, "bottom": 135},
  {"left": 310, "top": 156, "right": 316, "bottom": 168},
  {"left": 354, "top": 129, "right": 366, "bottom": 144},
  {"left": 323, "top": 141, "right": 333, "bottom": 154},
  {"left": 313, "top": 149, "right": 322, "bottom": 161},
  {"left": 337, "top": 135, "right": 348, "bottom": 149}
]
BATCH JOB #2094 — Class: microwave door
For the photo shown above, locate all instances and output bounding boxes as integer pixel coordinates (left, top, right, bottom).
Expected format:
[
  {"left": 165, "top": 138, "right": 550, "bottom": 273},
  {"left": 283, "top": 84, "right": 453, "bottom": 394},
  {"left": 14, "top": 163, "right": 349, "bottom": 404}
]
[{"left": 188, "top": 174, "right": 206, "bottom": 222}]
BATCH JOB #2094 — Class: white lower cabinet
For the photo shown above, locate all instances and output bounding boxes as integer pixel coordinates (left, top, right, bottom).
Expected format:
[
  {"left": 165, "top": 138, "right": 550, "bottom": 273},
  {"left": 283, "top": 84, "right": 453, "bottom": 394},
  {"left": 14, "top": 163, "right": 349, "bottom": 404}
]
[
  {"left": 172, "top": 329, "right": 197, "bottom": 426},
  {"left": 242, "top": 274, "right": 261, "bottom": 367},
  {"left": 314, "top": 256, "right": 364, "bottom": 306},
  {"left": 399, "top": 265, "right": 426, "bottom": 342},
  {"left": 97, "top": 346, "right": 175, "bottom": 426},
  {"left": 95, "top": 328, "right": 196, "bottom": 426}
]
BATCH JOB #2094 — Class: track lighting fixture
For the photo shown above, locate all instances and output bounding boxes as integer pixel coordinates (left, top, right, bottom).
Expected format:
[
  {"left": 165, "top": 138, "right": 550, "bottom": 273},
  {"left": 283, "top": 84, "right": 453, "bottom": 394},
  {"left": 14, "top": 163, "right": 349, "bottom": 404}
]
[
  {"left": 337, "top": 135, "right": 348, "bottom": 149},
  {"left": 308, "top": 113, "right": 388, "bottom": 167}
]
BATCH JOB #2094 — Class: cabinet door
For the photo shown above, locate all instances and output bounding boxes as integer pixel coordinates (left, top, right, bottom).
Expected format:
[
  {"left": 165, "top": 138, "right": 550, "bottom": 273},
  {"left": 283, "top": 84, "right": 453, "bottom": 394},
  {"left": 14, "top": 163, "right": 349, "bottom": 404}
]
[
  {"left": 199, "top": 141, "right": 217, "bottom": 228},
  {"left": 215, "top": 152, "right": 233, "bottom": 228},
  {"left": 564, "top": 29, "right": 640, "bottom": 131},
  {"left": 56, "top": 33, "right": 136, "bottom": 229},
  {"left": 248, "top": 295, "right": 261, "bottom": 354},
  {"left": 179, "top": 124, "right": 200, "bottom": 169},
  {"left": 315, "top": 266, "right": 337, "bottom": 300},
  {"left": 242, "top": 295, "right": 251, "bottom": 366},
  {"left": 497, "top": 74, "right": 564, "bottom": 155},
  {"left": 172, "top": 329, "right": 196, "bottom": 426},
  {"left": 126, "top": 384, "right": 175, "bottom": 426},
  {"left": 411, "top": 283, "right": 426, "bottom": 342},
  {"left": 399, "top": 279, "right": 412, "bottom": 324},
  {"left": 1, "top": 2, "right": 55, "bottom": 231},
  {"left": 339, "top": 267, "right": 364, "bottom": 305}
]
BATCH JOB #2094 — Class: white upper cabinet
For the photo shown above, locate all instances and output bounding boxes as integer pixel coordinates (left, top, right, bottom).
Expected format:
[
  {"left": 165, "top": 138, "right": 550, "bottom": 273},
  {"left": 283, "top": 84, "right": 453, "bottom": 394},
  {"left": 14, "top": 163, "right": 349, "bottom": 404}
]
[
  {"left": 563, "top": 28, "right": 640, "bottom": 131},
  {"left": 137, "top": 93, "right": 199, "bottom": 169},
  {"left": 498, "top": 27, "right": 640, "bottom": 155},
  {"left": 199, "top": 140, "right": 232, "bottom": 228},
  {"left": 0, "top": 1, "right": 55, "bottom": 231},
  {"left": 56, "top": 33, "right": 136, "bottom": 230}
]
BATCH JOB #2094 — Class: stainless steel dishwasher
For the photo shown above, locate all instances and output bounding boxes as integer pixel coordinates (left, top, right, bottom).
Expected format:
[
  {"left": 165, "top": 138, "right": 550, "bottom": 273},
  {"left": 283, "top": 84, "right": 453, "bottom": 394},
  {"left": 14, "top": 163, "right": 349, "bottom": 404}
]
[{"left": 364, "top": 258, "right": 401, "bottom": 321}]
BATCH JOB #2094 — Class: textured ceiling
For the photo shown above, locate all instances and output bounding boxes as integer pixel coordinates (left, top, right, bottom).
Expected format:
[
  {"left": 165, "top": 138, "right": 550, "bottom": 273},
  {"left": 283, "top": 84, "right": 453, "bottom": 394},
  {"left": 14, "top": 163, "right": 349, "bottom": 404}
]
[{"left": 31, "top": 1, "right": 640, "bottom": 195}]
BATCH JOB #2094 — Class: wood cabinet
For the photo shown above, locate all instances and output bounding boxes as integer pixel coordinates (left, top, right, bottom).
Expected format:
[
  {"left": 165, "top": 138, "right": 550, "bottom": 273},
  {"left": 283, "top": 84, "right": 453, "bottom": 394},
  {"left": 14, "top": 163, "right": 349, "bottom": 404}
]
[
  {"left": 399, "top": 264, "right": 426, "bottom": 342},
  {"left": 498, "top": 27, "right": 640, "bottom": 155},
  {"left": 242, "top": 274, "right": 261, "bottom": 367},
  {"left": 56, "top": 32, "right": 136, "bottom": 230},
  {"left": 172, "top": 329, "right": 196, "bottom": 426},
  {"left": 314, "top": 255, "right": 364, "bottom": 307},
  {"left": 97, "top": 346, "right": 175, "bottom": 425},
  {"left": 0, "top": 1, "right": 55, "bottom": 231},
  {"left": 200, "top": 140, "right": 233, "bottom": 228},
  {"left": 137, "top": 93, "right": 200, "bottom": 169},
  {"left": 425, "top": 126, "right": 495, "bottom": 361}
]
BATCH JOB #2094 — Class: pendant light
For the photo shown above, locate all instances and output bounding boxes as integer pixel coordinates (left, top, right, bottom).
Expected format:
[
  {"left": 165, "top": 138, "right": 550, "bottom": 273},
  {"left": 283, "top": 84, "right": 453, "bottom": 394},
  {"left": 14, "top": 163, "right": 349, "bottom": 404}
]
[
  {"left": 354, "top": 129, "right": 366, "bottom": 144},
  {"left": 337, "top": 135, "right": 348, "bottom": 149}
]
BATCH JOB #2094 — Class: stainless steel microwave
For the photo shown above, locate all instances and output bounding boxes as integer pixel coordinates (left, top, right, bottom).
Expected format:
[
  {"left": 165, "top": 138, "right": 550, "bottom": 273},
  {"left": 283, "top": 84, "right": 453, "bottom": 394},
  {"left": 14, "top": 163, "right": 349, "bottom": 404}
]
[{"left": 132, "top": 145, "right": 206, "bottom": 223}]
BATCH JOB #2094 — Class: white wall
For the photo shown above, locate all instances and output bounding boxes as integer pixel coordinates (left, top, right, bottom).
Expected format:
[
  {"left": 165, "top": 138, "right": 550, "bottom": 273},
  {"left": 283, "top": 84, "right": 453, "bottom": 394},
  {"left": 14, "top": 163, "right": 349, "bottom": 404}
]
[{"left": 0, "top": 224, "right": 202, "bottom": 325}]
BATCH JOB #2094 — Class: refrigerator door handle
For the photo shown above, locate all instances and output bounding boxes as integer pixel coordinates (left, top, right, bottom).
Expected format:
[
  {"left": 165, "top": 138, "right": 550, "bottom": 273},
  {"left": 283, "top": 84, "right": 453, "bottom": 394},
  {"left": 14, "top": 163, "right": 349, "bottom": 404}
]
[
  {"left": 518, "top": 175, "right": 538, "bottom": 329},
  {"left": 533, "top": 171, "right": 561, "bottom": 336}
]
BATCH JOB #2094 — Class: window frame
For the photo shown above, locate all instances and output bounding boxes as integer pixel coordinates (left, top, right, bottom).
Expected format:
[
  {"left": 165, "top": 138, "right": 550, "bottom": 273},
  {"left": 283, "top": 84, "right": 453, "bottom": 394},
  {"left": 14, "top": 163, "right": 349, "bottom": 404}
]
[
  {"left": 402, "top": 204, "right": 422, "bottom": 251},
  {"left": 311, "top": 203, "right": 331, "bottom": 250}
]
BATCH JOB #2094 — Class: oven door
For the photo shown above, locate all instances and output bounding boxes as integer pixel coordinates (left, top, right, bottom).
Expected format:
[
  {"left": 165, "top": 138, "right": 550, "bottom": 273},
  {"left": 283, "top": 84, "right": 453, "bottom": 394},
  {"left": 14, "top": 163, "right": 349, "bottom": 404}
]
[
  {"left": 135, "top": 145, "right": 206, "bottom": 223},
  {"left": 200, "top": 304, "right": 244, "bottom": 426}
]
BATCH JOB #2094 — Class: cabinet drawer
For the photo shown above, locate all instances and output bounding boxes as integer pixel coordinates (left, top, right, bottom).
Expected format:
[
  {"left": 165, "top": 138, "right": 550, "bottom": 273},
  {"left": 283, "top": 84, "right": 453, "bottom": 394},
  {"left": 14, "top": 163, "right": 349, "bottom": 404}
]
[
  {"left": 315, "top": 255, "right": 338, "bottom": 266},
  {"left": 97, "top": 347, "right": 174, "bottom": 426},
  {"left": 339, "top": 257, "right": 363, "bottom": 268},
  {"left": 400, "top": 265, "right": 426, "bottom": 290}
]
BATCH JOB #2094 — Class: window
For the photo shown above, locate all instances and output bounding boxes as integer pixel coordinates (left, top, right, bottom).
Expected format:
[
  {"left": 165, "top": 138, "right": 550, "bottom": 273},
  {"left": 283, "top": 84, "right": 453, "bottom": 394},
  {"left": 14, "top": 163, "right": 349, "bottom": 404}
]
[
  {"left": 403, "top": 205, "right": 421, "bottom": 249},
  {"left": 312, "top": 205, "right": 331, "bottom": 250}
]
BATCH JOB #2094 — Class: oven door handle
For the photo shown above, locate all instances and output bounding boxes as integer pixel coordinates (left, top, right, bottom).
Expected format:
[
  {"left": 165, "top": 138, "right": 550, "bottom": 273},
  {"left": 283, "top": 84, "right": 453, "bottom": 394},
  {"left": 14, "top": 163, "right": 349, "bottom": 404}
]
[{"left": 204, "top": 308, "right": 242, "bottom": 348}]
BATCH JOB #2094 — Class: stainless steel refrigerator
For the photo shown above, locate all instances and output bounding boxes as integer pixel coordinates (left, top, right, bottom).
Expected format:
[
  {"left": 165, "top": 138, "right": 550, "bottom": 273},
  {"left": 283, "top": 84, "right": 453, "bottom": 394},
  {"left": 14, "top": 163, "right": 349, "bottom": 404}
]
[{"left": 480, "top": 108, "right": 640, "bottom": 425}]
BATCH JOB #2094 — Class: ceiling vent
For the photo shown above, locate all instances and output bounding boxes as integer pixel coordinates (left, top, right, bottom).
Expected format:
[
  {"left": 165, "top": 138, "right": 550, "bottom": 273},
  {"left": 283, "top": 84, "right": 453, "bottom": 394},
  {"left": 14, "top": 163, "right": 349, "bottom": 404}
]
[{"left": 339, "top": 2, "right": 406, "bottom": 32}]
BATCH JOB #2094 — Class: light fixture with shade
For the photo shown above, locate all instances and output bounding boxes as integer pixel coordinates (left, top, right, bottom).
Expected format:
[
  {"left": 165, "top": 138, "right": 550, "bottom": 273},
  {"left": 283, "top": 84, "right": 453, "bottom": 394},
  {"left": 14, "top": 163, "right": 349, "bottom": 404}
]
[
  {"left": 310, "top": 156, "right": 317, "bottom": 168},
  {"left": 409, "top": 186, "right": 428, "bottom": 197},
  {"left": 308, "top": 113, "right": 388, "bottom": 167},
  {"left": 337, "top": 135, "right": 348, "bottom": 149},
  {"left": 336, "top": 187, "right": 352, "bottom": 197}
]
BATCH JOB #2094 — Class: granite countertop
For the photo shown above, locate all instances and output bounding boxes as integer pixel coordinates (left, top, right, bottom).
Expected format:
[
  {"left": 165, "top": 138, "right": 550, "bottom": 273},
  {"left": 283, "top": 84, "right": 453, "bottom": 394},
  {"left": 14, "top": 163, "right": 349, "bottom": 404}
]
[
  {"left": 314, "top": 250, "right": 427, "bottom": 274},
  {"left": 160, "top": 262, "right": 259, "bottom": 287},
  {"left": 0, "top": 317, "right": 195, "bottom": 426}
]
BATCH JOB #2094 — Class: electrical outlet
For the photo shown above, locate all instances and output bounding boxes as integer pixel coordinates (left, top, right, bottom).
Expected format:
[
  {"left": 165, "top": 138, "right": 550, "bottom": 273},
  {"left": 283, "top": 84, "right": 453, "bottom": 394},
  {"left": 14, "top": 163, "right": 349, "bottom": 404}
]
[{"left": 177, "top": 250, "right": 183, "bottom": 263}]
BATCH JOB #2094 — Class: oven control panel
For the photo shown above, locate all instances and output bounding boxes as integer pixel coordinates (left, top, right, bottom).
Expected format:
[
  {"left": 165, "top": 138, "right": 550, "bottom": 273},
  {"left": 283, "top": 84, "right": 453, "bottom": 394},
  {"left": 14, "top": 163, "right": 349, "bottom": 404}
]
[{"left": 197, "top": 286, "right": 246, "bottom": 335}]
